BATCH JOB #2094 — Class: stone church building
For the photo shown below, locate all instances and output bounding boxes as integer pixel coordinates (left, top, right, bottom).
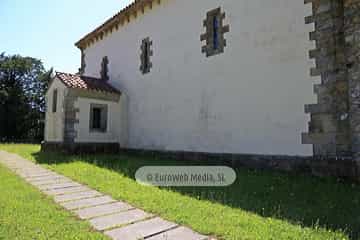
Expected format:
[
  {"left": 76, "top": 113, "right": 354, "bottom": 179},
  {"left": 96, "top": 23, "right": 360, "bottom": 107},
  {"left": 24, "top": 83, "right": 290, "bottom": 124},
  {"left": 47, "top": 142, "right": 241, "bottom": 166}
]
[{"left": 42, "top": 0, "right": 360, "bottom": 167}]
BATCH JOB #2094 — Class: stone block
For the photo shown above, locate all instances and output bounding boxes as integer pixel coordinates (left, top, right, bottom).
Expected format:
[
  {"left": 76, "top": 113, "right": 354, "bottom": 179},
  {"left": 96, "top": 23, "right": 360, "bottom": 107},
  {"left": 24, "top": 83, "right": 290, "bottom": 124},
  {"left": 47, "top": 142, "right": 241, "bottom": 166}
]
[
  {"left": 61, "top": 196, "right": 115, "bottom": 210},
  {"left": 25, "top": 174, "right": 67, "bottom": 182},
  {"left": 305, "top": 104, "right": 331, "bottom": 114},
  {"left": 146, "top": 227, "right": 208, "bottom": 240},
  {"left": 75, "top": 202, "right": 134, "bottom": 220},
  {"left": 54, "top": 190, "right": 102, "bottom": 203},
  {"left": 105, "top": 217, "right": 177, "bottom": 240},
  {"left": 43, "top": 186, "right": 91, "bottom": 196},
  {"left": 38, "top": 182, "right": 82, "bottom": 191},
  {"left": 90, "top": 209, "right": 152, "bottom": 231},
  {"left": 302, "top": 132, "right": 336, "bottom": 145},
  {"left": 30, "top": 178, "right": 72, "bottom": 187}
]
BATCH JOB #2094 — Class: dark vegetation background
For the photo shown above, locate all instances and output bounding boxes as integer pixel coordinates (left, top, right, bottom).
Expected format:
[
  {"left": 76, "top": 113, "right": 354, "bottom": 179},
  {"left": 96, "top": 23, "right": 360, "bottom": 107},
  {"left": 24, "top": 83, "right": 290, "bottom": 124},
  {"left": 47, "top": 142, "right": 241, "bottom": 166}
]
[{"left": 0, "top": 53, "right": 52, "bottom": 142}]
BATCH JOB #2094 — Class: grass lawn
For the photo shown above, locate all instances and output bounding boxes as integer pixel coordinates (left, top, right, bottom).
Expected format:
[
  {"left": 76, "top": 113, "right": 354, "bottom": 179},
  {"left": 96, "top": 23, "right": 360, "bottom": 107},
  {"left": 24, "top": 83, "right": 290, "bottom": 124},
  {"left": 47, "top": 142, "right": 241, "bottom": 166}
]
[
  {"left": 1, "top": 144, "right": 359, "bottom": 240},
  {"left": 0, "top": 160, "right": 108, "bottom": 240}
]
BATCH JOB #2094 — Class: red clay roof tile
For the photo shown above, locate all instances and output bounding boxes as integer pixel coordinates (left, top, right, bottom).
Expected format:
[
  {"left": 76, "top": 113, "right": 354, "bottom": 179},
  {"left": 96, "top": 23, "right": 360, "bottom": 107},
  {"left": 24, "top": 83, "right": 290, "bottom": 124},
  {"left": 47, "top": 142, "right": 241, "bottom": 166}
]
[{"left": 55, "top": 72, "right": 120, "bottom": 94}]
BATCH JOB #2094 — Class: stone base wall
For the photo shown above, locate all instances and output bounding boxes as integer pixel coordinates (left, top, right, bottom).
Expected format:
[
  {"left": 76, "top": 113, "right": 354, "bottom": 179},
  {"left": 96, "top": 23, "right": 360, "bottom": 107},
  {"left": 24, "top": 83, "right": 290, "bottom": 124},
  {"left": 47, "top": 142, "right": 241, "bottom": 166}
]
[
  {"left": 310, "top": 158, "right": 359, "bottom": 180},
  {"left": 120, "top": 148, "right": 360, "bottom": 182},
  {"left": 41, "top": 142, "right": 120, "bottom": 154},
  {"left": 41, "top": 142, "right": 360, "bottom": 181}
]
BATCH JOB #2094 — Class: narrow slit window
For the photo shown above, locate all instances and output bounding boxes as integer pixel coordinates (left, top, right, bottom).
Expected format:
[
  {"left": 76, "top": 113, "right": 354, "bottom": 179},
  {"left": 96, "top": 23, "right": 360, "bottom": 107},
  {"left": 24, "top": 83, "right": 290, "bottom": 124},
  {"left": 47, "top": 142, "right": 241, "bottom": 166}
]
[
  {"left": 52, "top": 89, "right": 58, "bottom": 113},
  {"left": 140, "top": 38, "right": 153, "bottom": 74},
  {"left": 143, "top": 41, "right": 149, "bottom": 70},
  {"left": 100, "top": 56, "right": 109, "bottom": 81},
  {"left": 213, "top": 16, "right": 219, "bottom": 50}
]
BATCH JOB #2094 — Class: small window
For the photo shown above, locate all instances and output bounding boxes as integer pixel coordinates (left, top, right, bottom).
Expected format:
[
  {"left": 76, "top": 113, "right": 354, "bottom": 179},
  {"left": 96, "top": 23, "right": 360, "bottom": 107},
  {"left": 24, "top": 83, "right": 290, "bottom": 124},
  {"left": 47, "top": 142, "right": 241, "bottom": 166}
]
[
  {"left": 100, "top": 56, "right": 109, "bottom": 81},
  {"left": 90, "top": 104, "right": 108, "bottom": 132},
  {"left": 140, "top": 37, "right": 153, "bottom": 74},
  {"left": 201, "top": 7, "right": 230, "bottom": 57},
  {"left": 52, "top": 89, "right": 58, "bottom": 113}
]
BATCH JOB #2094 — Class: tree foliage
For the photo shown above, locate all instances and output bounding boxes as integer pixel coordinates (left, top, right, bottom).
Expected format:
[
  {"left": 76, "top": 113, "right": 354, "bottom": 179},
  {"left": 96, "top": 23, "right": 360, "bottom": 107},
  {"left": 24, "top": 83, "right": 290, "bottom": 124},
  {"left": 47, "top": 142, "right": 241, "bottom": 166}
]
[{"left": 0, "top": 53, "right": 52, "bottom": 142}]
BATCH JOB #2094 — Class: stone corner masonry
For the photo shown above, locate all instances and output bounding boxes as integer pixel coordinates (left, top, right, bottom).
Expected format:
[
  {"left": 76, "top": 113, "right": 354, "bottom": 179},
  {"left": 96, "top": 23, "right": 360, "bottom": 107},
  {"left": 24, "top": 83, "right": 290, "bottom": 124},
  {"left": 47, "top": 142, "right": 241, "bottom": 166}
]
[{"left": 302, "top": 0, "right": 360, "bottom": 160}]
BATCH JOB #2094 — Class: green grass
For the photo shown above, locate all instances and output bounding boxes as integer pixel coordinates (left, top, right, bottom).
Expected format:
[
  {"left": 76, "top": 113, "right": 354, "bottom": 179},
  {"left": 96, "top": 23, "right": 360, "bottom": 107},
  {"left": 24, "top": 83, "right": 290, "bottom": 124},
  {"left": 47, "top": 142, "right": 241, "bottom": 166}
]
[
  {"left": 1, "top": 144, "right": 358, "bottom": 240},
  {"left": 0, "top": 160, "right": 108, "bottom": 240}
]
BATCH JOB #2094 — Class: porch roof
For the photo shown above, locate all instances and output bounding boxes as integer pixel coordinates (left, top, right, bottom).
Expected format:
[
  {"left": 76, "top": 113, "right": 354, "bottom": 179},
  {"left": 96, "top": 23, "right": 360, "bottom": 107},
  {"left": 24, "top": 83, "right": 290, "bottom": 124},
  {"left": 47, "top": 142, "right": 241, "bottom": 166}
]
[{"left": 55, "top": 72, "right": 121, "bottom": 95}]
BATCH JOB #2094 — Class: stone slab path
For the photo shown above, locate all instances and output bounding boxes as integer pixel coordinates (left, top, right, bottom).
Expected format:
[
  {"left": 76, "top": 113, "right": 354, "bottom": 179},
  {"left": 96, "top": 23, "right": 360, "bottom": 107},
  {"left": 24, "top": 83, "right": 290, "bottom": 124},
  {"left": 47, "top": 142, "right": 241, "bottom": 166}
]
[{"left": 0, "top": 151, "right": 213, "bottom": 240}]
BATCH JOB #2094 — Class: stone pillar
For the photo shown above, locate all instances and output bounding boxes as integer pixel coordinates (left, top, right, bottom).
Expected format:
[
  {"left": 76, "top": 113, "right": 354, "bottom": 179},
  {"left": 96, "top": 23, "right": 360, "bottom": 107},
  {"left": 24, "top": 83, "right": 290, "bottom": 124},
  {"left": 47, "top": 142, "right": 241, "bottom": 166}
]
[
  {"left": 303, "top": 0, "right": 351, "bottom": 157},
  {"left": 344, "top": 0, "right": 360, "bottom": 159},
  {"left": 63, "top": 92, "right": 79, "bottom": 145}
]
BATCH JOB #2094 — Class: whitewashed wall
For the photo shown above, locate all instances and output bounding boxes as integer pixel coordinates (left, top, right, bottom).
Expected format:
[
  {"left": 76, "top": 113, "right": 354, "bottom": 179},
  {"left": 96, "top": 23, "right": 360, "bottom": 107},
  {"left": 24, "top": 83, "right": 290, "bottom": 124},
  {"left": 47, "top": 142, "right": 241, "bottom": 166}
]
[
  {"left": 74, "top": 97, "right": 123, "bottom": 144},
  {"left": 83, "top": 0, "right": 317, "bottom": 155},
  {"left": 45, "top": 79, "right": 66, "bottom": 142}
]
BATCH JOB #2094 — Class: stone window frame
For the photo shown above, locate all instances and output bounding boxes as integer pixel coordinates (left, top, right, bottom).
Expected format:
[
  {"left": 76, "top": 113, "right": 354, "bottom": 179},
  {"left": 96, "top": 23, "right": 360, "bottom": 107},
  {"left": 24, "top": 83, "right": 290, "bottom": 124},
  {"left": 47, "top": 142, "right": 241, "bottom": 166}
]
[
  {"left": 140, "top": 37, "right": 153, "bottom": 74},
  {"left": 52, "top": 89, "right": 58, "bottom": 113},
  {"left": 201, "top": 7, "right": 230, "bottom": 57},
  {"left": 89, "top": 103, "right": 108, "bottom": 133},
  {"left": 100, "top": 56, "right": 109, "bottom": 81}
]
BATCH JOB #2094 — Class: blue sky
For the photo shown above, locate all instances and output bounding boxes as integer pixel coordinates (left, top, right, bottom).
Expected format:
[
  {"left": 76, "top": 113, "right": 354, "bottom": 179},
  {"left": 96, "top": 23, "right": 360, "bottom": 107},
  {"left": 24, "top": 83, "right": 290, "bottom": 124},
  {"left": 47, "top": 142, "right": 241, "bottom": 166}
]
[{"left": 0, "top": 0, "right": 132, "bottom": 73}]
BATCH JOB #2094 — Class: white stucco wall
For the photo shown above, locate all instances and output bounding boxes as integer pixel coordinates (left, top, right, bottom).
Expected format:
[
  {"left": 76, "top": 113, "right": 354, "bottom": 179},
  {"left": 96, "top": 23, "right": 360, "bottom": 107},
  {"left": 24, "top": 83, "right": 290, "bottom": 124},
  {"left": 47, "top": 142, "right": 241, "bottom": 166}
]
[
  {"left": 45, "top": 79, "right": 66, "bottom": 142},
  {"left": 82, "top": 0, "right": 317, "bottom": 155},
  {"left": 74, "top": 97, "right": 124, "bottom": 144}
]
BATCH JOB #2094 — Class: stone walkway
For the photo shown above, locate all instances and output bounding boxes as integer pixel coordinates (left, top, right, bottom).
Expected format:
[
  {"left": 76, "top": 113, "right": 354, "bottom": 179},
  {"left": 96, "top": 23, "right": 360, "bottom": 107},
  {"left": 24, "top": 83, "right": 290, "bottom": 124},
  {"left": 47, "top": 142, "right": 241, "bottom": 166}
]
[{"left": 0, "top": 151, "right": 212, "bottom": 240}]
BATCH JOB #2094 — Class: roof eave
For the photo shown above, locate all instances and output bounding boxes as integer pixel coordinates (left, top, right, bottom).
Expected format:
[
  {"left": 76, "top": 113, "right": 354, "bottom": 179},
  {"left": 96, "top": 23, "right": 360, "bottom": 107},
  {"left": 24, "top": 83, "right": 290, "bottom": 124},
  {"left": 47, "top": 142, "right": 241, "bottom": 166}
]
[
  {"left": 74, "top": 0, "right": 162, "bottom": 50},
  {"left": 69, "top": 87, "right": 121, "bottom": 102}
]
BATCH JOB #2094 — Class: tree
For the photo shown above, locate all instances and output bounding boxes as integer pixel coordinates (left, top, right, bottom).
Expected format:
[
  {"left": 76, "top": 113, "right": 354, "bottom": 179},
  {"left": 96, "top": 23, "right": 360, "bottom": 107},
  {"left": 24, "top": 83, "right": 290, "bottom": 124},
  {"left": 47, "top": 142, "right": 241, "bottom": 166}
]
[{"left": 0, "top": 53, "right": 52, "bottom": 142}]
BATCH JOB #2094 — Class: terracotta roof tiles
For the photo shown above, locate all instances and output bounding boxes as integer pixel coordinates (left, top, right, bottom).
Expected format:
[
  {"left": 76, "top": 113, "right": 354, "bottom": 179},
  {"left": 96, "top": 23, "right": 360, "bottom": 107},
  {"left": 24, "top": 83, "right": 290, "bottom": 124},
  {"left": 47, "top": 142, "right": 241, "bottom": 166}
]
[{"left": 55, "top": 72, "right": 120, "bottom": 94}]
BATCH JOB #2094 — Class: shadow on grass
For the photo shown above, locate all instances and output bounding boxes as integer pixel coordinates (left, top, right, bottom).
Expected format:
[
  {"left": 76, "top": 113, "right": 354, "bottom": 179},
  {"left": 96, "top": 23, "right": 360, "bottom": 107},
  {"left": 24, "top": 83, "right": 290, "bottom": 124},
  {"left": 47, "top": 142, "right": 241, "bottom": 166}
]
[{"left": 32, "top": 151, "right": 360, "bottom": 239}]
